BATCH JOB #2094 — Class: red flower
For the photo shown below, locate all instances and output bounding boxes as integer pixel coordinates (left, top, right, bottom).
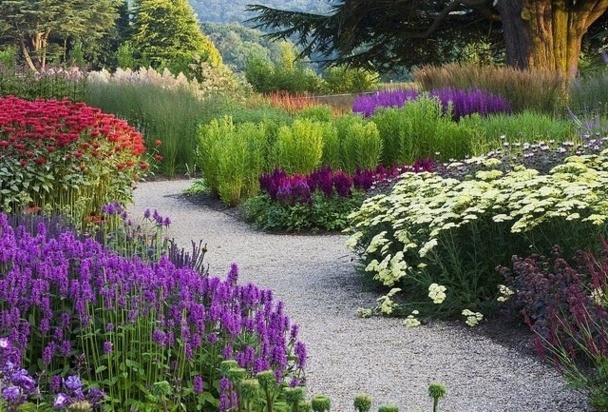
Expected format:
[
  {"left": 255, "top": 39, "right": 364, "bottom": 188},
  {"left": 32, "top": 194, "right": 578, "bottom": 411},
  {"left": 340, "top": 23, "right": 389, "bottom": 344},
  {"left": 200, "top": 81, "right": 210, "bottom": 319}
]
[
  {"left": 20, "top": 160, "right": 27, "bottom": 167},
  {"left": 154, "top": 139, "right": 162, "bottom": 147},
  {"left": 35, "top": 157, "right": 46, "bottom": 165},
  {"left": 154, "top": 154, "right": 163, "bottom": 162}
]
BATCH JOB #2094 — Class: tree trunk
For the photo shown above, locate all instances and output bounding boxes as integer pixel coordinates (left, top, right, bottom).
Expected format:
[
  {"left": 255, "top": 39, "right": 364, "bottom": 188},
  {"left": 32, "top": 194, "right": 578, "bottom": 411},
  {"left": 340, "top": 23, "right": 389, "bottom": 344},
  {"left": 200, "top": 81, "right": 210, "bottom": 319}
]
[
  {"left": 496, "top": 0, "right": 608, "bottom": 80},
  {"left": 19, "top": 36, "right": 38, "bottom": 72}
]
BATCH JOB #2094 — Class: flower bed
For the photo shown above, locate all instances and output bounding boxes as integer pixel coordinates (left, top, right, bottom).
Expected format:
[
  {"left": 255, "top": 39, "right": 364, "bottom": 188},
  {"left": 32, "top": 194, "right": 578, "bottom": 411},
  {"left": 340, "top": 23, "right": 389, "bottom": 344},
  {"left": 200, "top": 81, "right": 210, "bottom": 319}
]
[
  {"left": 0, "top": 96, "right": 148, "bottom": 222},
  {"left": 0, "top": 212, "right": 306, "bottom": 410}
]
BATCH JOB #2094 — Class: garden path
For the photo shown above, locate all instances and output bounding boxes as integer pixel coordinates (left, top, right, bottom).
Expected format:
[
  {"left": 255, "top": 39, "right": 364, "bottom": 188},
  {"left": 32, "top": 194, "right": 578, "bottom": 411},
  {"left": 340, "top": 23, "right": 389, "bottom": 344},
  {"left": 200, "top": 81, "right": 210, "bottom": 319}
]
[{"left": 131, "top": 179, "right": 591, "bottom": 412}]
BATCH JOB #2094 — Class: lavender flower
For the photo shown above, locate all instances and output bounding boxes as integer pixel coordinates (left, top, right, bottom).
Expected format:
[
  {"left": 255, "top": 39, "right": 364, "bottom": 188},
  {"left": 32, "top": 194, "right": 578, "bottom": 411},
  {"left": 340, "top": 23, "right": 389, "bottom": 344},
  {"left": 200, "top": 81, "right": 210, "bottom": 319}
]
[{"left": 193, "top": 375, "right": 204, "bottom": 394}]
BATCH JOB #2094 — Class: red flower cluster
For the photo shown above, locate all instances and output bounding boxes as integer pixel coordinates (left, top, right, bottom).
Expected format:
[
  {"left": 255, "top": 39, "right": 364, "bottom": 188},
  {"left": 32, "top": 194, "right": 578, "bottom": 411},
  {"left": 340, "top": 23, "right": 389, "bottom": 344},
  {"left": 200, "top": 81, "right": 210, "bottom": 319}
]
[{"left": 0, "top": 96, "right": 146, "bottom": 169}]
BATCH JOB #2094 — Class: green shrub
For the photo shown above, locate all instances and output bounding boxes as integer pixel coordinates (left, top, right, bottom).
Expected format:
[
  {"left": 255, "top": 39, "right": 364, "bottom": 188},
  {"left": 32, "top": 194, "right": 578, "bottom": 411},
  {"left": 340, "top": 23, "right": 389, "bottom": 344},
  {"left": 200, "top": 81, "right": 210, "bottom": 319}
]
[
  {"left": 270, "top": 119, "right": 324, "bottom": 174},
  {"left": 295, "top": 104, "right": 335, "bottom": 122},
  {"left": 197, "top": 117, "right": 266, "bottom": 205},
  {"left": 346, "top": 152, "right": 608, "bottom": 319},
  {"left": 322, "top": 65, "right": 379, "bottom": 94},
  {"left": 339, "top": 117, "right": 382, "bottom": 173},
  {"left": 371, "top": 97, "right": 475, "bottom": 164},
  {"left": 243, "top": 191, "right": 364, "bottom": 233},
  {"left": 414, "top": 63, "right": 566, "bottom": 114},
  {"left": 320, "top": 121, "right": 341, "bottom": 169}
]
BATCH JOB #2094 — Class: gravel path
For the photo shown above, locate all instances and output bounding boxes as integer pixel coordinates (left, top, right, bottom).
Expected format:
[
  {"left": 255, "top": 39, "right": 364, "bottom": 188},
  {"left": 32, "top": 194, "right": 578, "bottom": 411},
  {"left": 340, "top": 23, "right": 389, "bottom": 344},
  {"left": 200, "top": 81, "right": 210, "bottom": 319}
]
[{"left": 131, "top": 179, "right": 592, "bottom": 412}]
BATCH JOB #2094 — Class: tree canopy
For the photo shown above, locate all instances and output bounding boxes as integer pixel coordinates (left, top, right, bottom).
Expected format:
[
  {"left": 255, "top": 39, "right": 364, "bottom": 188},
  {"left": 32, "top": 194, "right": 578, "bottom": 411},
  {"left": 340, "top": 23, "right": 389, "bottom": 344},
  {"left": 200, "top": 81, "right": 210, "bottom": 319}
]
[
  {"left": 247, "top": 0, "right": 608, "bottom": 79},
  {"left": 0, "top": 0, "right": 118, "bottom": 71},
  {"left": 130, "top": 0, "right": 222, "bottom": 73}
]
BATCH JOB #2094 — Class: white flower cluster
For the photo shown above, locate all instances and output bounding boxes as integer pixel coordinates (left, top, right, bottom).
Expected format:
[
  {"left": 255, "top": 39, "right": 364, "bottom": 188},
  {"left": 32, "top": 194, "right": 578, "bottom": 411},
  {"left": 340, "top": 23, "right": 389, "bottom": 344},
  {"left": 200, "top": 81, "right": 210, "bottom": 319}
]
[
  {"left": 462, "top": 309, "right": 484, "bottom": 327},
  {"left": 345, "top": 151, "right": 608, "bottom": 309},
  {"left": 497, "top": 284, "right": 515, "bottom": 302},
  {"left": 428, "top": 283, "right": 447, "bottom": 304},
  {"left": 376, "top": 288, "right": 402, "bottom": 315},
  {"left": 403, "top": 310, "right": 421, "bottom": 328},
  {"left": 591, "top": 288, "right": 606, "bottom": 306}
]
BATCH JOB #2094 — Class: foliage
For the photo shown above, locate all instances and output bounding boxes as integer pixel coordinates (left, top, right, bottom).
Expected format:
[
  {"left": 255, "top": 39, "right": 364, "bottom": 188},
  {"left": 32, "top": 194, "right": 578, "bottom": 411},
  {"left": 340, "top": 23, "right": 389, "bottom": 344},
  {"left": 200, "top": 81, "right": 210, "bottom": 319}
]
[
  {"left": 354, "top": 88, "right": 511, "bottom": 120},
  {"left": 569, "top": 71, "right": 608, "bottom": 117},
  {"left": 270, "top": 119, "right": 325, "bottom": 175},
  {"left": 0, "top": 45, "right": 17, "bottom": 68},
  {"left": 0, "top": 0, "right": 118, "bottom": 71},
  {"left": 244, "top": 164, "right": 434, "bottom": 233},
  {"left": 322, "top": 65, "right": 379, "bottom": 94},
  {"left": 458, "top": 111, "right": 578, "bottom": 155},
  {"left": 0, "top": 66, "right": 86, "bottom": 101},
  {"left": 498, "top": 243, "right": 608, "bottom": 410},
  {"left": 0, "top": 96, "right": 147, "bottom": 224},
  {"left": 85, "top": 67, "right": 238, "bottom": 176},
  {"left": 245, "top": 43, "right": 323, "bottom": 94},
  {"left": 414, "top": 63, "right": 566, "bottom": 114},
  {"left": 333, "top": 115, "right": 382, "bottom": 173},
  {"left": 345, "top": 151, "right": 608, "bottom": 318},
  {"left": 243, "top": 190, "right": 364, "bottom": 233},
  {"left": 0, "top": 212, "right": 307, "bottom": 411},
  {"left": 196, "top": 118, "right": 267, "bottom": 206},
  {"left": 247, "top": 0, "right": 608, "bottom": 80},
  {"left": 370, "top": 96, "right": 477, "bottom": 164},
  {"left": 129, "top": 0, "right": 222, "bottom": 78},
  {"left": 200, "top": 22, "right": 293, "bottom": 73}
]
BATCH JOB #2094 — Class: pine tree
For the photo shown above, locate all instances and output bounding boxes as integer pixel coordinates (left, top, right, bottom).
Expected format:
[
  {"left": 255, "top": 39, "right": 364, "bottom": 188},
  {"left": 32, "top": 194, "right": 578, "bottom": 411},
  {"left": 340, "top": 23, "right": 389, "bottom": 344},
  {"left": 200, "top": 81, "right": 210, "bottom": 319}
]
[{"left": 130, "top": 0, "right": 222, "bottom": 75}]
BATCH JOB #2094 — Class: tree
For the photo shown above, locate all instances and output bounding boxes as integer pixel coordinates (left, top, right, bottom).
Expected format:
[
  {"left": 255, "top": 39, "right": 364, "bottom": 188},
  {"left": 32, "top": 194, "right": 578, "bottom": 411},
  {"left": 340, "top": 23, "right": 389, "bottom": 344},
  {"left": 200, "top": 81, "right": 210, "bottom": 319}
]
[
  {"left": 247, "top": 0, "right": 608, "bottom": 80},
  {"left": 130, "top": 0, "right": 222, "bottom": 74},
  {"left": 0, "top": 0, "right": 118, "bottom": 71}
]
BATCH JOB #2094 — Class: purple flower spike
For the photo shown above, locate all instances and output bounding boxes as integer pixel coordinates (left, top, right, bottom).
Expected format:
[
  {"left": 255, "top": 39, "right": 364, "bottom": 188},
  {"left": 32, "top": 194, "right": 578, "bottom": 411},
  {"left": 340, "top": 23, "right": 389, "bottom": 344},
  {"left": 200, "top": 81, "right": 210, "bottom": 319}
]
[{"left": 193, "top": 375, "right": 204, "bottom": 394}]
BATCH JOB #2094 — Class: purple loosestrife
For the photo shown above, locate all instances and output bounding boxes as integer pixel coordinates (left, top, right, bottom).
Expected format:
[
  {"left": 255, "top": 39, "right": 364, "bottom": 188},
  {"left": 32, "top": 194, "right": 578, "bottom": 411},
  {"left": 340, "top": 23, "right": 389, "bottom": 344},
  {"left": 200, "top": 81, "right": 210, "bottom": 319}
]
[
  {"left": 429, "top": 88, "right": 512, "bottom": 120},
  {"left": 353, "top": 89, "right": 419, "bottom": 117},
  {"left": 352, "top": 88, "right": 511, "bottom": 119}
]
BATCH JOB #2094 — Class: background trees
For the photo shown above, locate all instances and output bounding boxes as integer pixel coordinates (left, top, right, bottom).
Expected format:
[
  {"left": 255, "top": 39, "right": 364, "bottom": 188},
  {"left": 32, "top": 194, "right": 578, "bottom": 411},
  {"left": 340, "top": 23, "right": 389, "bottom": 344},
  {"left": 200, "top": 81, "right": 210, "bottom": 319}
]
[
  {"left": 247, "top": 0, "right": 608, "bottom": 80},
  {"left": 0, "top": 0, "right": 118, "bottom": 71},
  {"left": 130, "top": 0, "right": 222, "bottom": 75}
]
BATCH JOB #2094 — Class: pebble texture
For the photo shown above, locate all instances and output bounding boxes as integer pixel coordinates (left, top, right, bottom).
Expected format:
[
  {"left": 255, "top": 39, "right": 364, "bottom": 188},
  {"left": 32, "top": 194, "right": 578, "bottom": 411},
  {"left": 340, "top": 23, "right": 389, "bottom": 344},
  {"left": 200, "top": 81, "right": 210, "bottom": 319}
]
[{"left": 131, "top": 179, "right": 592, "bottom": 412}]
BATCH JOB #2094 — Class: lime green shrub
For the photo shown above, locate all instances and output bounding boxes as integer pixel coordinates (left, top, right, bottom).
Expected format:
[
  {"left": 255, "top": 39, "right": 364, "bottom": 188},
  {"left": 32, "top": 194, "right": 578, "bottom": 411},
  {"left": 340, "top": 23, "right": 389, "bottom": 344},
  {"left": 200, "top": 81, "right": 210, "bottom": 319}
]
[
  {"left": 270, "top": 119, "right": 324, "bottom": 174},
  {"left": 197, "top": 117, "right": 266, "bottom": 205},
  {"left": 322, "top": 65, "right": 379, "bottom": 93},
  {"left": 346, "top": 152, "right": 608, "bottom": 318},
  {"left": 336, "top": 116, "right": 382, "bottom": 173},
  {"left": 414, "top": 63, "right": 566, "bottom": 114},
  {"left": 371, "top": 96, "right": 475, "bottom": 165}
]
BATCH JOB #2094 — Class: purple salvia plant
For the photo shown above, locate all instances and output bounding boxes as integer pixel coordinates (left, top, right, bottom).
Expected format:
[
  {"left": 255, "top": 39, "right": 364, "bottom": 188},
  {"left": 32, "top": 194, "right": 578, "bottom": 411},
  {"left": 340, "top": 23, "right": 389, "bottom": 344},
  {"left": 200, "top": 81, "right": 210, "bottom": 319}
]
[{"left": 0, "top": 213, "right": 307, "bottom": 409}]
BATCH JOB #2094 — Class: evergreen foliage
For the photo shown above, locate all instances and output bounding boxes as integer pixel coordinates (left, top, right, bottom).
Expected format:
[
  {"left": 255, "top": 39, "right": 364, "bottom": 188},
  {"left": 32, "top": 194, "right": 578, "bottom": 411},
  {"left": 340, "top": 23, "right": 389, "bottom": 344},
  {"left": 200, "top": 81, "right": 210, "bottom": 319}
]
[{"left": 130, "top": 0, "right": 222, "bottom": 76}]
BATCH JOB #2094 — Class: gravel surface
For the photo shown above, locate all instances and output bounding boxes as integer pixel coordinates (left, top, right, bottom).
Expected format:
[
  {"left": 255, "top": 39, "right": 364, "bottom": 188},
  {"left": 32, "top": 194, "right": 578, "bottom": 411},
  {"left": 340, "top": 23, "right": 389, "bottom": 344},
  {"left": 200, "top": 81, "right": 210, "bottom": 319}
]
[{"left": 131, "top": 179, "right": 592, "bottom": 412}]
